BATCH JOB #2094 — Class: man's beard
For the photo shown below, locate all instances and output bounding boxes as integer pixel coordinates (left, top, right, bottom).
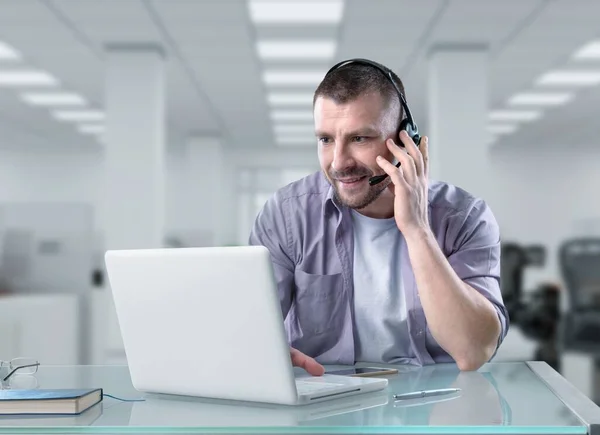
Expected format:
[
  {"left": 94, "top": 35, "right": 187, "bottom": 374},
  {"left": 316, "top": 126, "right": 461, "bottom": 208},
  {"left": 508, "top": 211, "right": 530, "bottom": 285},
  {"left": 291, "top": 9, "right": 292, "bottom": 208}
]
[{"left": 326, "top": 167, "right": 389, "bottom": 210}]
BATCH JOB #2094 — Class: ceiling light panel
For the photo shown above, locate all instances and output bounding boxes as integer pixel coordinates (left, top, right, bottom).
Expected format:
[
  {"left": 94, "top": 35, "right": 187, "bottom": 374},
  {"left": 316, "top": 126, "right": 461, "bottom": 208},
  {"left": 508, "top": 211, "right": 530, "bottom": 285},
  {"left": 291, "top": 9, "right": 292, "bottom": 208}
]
[
  {"left": 273, "top": 124, "right": 315, "bottom": 135},
  {"left": 488, "top": 124, "right": 518, "bottom": 135},
  {"left": 489, "top": 110, "right": 542, "bottom": 122},
  {"left": 268, "top": 92, "right": 314, "bottom": 106},
  {"left": 249, "top": 0, "right": 344, "bottom": 24},
  {"left": 263, "top": 70, "right": 326, "bottom": 86},
  {"left": 21, "top": 92, "right": 87, "bottom": 106},
  {"left": 271, "top": 110, "right": 313, "bottom": 121},
  {"left": 52, "top": 110, "right": 105, "bottom": 122},
  {"left": 536, "top": 70, "right": 600, "bottom": 86},
  {"left": 0, "top": 70, "right": 58, "bottom": 86},
  {"left": 0, "top": 41, "right": 21, "bottom": 60},
  {"left": 77, "top": 124, "right": 105, "bottom": 134},
  {"left": 507, "top": 92, "right": 573, "bottom": 106},
  {"left": 257, "top": 40, "right": 336, "bottom": 60},
  {"left": 573, "top": 40, "right": 600, "bottom": 59}
]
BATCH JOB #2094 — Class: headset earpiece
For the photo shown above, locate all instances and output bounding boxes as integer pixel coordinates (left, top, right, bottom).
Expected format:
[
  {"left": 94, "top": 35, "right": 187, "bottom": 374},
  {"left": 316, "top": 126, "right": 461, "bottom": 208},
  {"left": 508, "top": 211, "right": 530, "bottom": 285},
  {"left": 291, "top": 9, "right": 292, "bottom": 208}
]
[{"left": 398, "top": 119, "right": 421, "bottom": 148}]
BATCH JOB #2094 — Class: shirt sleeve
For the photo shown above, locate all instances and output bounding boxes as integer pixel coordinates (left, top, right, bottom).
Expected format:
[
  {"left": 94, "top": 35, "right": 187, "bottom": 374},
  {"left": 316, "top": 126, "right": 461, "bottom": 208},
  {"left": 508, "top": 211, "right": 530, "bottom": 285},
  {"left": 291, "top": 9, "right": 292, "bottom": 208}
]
[
  {"left": 446, "top": 197, "right": 509, "bottom": 358},
  {"left": 248, "top": 193, "right": 295, "bottom": 319}
]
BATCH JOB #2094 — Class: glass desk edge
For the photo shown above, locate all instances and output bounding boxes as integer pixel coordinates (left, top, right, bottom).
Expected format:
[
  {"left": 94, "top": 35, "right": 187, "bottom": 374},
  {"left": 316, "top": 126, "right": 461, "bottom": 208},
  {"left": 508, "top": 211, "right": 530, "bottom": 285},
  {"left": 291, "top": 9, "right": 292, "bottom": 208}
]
[
  {"left": 0, "top": 425, "right": 589, "bottom": 435},
  {"left": 0, "top": 362, "right": 598, "bottom": 434},
  {"left": 526, "top": 361, "right": 600, "bottom": 435}
]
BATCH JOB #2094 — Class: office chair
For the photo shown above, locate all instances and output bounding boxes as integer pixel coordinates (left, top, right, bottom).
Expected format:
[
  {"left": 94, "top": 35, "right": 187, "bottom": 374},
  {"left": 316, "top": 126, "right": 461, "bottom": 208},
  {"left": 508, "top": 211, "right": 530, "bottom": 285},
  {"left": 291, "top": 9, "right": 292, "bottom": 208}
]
[
  {"left": 500, "top": 243, "right": 529, "bottom": 323},
  {"left": 500, "top": 243, "right": 548, "bottom": 325},
  {"left": 559, "top": 238, "right": 600, "bottom": 356},
  {"left": 501, "top": 242, "right": 560, "bottom": 370}
]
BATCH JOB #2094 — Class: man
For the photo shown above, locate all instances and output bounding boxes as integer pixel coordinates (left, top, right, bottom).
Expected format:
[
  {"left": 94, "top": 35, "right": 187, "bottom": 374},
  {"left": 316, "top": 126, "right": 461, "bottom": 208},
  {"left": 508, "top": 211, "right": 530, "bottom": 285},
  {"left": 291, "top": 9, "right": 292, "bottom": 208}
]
[{"left": 249, "top": 59, "right": 508, "bottom": 375}]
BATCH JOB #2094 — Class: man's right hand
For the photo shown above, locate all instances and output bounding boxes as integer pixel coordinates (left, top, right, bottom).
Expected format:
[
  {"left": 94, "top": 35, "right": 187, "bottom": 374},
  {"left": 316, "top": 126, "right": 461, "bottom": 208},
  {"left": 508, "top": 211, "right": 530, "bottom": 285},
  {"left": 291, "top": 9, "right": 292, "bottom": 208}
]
[{"left": 290, "top": 347, "right": 325, "bottom": 376}]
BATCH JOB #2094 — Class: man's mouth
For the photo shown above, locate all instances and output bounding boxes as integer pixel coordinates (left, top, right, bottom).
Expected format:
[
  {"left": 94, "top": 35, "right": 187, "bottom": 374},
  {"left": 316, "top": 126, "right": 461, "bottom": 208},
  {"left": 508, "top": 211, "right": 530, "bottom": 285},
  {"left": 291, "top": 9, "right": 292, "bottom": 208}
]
[{"left": 337, "top": 176, "right": 367, "bottom": 185}]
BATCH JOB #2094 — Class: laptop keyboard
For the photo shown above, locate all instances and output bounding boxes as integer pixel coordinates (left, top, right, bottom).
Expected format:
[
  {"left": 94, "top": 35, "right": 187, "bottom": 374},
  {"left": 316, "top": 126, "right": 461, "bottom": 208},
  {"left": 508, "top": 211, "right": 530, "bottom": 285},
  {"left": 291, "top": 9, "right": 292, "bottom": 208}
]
[{"left": 295, "top": 379, "right": 345, "bottom": 395}]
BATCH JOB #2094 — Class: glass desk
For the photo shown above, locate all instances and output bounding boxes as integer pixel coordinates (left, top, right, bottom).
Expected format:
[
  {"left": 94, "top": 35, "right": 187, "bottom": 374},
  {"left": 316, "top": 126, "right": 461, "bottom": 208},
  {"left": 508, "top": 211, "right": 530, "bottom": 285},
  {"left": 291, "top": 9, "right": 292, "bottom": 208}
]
[{"left": 0, "top": 361, "right": 599, "bottom": 434}]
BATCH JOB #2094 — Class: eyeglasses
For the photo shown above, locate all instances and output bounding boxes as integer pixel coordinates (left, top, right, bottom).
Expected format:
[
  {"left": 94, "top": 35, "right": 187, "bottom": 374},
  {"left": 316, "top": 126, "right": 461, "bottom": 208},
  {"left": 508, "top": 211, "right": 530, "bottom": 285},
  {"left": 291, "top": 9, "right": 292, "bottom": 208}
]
[
  {"left": 0, "top": 357, "right": 40, "bottom": 383},
  {"left": 0, "top": 373, "right": 39, "bottom": 390}
]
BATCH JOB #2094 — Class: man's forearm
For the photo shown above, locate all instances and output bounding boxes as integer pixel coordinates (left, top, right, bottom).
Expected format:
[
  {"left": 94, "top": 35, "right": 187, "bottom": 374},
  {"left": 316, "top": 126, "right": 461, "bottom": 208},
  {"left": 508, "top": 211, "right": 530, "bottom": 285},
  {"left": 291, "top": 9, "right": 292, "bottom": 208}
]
[{"left": 404, "top": 227, "right": 501, "bottom": 370}]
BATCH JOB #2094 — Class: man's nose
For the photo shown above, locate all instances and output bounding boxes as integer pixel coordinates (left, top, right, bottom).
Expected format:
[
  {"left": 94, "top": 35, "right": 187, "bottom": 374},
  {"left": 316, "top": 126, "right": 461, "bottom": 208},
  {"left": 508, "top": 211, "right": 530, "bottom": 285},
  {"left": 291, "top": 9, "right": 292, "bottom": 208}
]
[{"left": 331, "top": 144, "right": 354, "bottom": 171}]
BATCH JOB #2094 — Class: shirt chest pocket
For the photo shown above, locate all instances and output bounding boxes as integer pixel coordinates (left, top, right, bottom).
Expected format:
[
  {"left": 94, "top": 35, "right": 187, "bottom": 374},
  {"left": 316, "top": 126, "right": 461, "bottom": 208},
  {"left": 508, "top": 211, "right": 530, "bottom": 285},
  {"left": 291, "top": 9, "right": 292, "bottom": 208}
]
[{"left": 293, "top": 269, "right": 344, "bottom": 335}]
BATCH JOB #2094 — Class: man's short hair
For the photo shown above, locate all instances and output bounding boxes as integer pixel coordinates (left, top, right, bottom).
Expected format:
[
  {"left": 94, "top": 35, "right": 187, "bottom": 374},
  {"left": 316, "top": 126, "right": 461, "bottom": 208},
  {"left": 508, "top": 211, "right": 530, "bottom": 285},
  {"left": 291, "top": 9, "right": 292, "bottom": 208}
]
[{"left": 313, "top": 62, "right": 405, "bottom": 126}]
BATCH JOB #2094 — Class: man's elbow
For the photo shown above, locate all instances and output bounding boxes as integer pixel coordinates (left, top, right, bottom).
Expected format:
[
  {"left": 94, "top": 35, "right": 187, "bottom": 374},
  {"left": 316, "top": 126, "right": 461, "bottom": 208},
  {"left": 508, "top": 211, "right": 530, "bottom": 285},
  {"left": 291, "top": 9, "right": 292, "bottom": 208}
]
[
  {"left": 456, "top": 334, "right": 501, "bottom": 371},
  {"left": 457, "top": 306, "right": 504, "bottom": 371},
  {"left": 456, "top": 353, "right": 489, "bottom": 371}
]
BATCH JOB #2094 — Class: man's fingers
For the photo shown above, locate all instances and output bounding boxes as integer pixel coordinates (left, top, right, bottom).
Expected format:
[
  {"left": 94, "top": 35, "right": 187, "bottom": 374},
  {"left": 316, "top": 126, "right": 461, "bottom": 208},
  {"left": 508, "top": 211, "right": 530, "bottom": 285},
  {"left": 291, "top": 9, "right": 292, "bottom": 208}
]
[
  {"left": 399, "top": 130, "right": 424, "bottom": 177},
  {"left": 386, "top": 138, "right": 416, "bottom": 184},
  {"left": 303, "top": 358, "right": 326, "bottom": 376},
  {"left": 290, "top": 348, "right": 325, "bottom": 376},
  {"left": 421, "top": 136, "right": 429, "bottom": 177},
  {"left": 376, "top": 155, "right": 409, "bottom": 190}
]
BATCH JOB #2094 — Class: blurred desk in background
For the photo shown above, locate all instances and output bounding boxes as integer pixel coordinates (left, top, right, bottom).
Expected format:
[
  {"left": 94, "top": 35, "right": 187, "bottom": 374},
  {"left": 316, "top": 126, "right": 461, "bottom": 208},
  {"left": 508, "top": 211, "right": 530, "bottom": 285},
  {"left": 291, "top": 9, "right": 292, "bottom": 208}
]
[{"left": 0, "top": 361, "right": 598, "bottom": 434}]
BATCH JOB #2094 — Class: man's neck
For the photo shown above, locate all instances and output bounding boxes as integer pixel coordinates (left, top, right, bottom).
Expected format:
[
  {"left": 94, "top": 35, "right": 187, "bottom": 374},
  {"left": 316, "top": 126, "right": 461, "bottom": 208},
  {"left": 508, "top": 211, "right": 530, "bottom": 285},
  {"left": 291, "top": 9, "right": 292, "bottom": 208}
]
[{"left": 353, "top": 191, "right": 395, "bottom": 219}]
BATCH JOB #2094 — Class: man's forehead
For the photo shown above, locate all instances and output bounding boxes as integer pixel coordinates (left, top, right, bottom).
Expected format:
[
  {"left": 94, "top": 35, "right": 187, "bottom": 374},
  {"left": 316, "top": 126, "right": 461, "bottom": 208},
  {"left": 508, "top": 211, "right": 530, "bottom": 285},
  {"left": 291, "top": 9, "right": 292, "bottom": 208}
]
[
  {"left": 314, "top": 94, "right": 390, "bottom": 127},
  {"left": 315, "top": 93, "right": 385, "bottom": 109},
  {"left": 316, "top": 94, "right": 385, "bottom": 117}
]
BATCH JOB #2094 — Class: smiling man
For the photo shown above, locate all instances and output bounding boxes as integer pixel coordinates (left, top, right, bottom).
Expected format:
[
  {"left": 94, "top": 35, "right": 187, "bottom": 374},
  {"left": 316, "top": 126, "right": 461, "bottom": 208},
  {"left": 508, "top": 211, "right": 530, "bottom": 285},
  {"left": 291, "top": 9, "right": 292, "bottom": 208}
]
[{"left": 249, "top": 59, "right": 508, "bottom": 374}]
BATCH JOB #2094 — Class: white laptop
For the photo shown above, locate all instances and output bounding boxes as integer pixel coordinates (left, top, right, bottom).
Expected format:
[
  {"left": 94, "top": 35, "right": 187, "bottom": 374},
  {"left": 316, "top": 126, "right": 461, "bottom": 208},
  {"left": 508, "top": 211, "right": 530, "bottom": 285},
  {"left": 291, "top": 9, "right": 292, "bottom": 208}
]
[{"left": 104, "top": 245, "right": 388, "bottom": 406}]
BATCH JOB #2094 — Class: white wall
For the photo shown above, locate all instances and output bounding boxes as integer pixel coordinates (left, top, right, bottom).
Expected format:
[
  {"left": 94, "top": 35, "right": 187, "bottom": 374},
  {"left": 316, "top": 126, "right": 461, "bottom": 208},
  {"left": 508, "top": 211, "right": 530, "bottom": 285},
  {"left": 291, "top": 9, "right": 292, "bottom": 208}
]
[
  {"left": 488, "top": 144, "right": 600, "bottom": 291},
  {"left": 12, "top": 142, "right": 211, "bottom": 242},
  {"left": 0, "top": 144, "right": 234, "bottom": 241},
  {"left": 0, "top": 144, "right": 319, "bottom": 252},
  {"left": 0, "top": 146, "right": 102, "bottom": 224}
]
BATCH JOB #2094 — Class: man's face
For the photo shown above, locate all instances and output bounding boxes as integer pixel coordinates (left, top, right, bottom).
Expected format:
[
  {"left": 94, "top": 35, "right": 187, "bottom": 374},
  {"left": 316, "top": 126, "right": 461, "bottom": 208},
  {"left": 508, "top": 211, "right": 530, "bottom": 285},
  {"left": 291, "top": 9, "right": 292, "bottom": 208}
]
[{"left": 314, "top": 92, "right": 397, "bottom": 210}]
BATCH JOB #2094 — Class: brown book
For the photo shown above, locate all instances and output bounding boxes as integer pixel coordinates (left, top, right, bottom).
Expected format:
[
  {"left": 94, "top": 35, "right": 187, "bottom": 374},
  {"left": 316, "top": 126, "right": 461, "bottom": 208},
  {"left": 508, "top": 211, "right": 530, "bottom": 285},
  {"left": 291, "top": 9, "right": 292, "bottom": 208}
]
[{"left": 0, "top": 389, "right": 102, "bottom": 415}]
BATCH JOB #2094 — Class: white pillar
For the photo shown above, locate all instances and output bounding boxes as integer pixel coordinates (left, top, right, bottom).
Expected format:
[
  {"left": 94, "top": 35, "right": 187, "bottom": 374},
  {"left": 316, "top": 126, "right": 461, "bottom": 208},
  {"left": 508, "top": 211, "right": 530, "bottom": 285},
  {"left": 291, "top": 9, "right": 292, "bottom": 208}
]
[
  {"left": 101, "top": 43, "right": 166, "bottom": 363},
  {"left": 427, "top": 44, "right": 491, "bottom": 199},
  {"left": 103, "top": 44, "right": 166, "bottom": 250},
  {"left": 185, "top": 136, "right": 225, "bottom": 246},
  {"left": 217, "top": 158, "right": 238, "bottom": 246}
]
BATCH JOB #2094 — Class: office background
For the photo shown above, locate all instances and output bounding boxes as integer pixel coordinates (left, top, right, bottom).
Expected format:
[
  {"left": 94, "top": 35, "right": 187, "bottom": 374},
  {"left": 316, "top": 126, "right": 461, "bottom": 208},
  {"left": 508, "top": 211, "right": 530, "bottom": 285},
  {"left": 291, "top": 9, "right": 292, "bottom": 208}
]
[{"left": 1, "top": 0, "right": 600, "bottom": 402}]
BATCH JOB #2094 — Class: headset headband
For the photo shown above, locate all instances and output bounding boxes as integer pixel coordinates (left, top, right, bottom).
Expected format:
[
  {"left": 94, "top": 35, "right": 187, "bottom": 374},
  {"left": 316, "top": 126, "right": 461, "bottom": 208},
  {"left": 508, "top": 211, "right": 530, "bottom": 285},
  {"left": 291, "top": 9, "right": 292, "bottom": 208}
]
[{"left": 324, "top": 58, "right": 417, "bottom": 130}]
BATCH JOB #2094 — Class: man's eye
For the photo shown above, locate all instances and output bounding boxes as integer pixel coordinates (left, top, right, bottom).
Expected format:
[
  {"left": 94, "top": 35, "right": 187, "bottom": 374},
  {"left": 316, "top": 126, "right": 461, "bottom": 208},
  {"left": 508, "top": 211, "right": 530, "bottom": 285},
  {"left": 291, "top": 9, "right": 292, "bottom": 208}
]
[
  {"left": 318, "top": 137, "right": 331, "bottom": 144},
  {"left": 353, "top": 136, "right": 367, "bottom": 142}
]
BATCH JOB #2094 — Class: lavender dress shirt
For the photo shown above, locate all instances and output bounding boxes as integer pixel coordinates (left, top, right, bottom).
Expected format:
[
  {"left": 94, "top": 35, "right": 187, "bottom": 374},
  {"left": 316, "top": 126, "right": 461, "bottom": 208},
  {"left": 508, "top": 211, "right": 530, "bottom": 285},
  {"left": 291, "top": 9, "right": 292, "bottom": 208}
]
[{"left": 249, "top": 171, "right": 509, "bottom": 366}]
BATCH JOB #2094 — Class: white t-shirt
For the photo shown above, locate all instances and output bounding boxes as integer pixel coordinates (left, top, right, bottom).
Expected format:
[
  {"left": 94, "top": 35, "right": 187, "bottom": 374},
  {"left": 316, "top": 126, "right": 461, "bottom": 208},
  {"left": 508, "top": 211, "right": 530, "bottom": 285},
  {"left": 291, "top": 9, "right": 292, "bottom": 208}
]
[{"left": 351, "top": 209, "right": 414, "bottom": 364}]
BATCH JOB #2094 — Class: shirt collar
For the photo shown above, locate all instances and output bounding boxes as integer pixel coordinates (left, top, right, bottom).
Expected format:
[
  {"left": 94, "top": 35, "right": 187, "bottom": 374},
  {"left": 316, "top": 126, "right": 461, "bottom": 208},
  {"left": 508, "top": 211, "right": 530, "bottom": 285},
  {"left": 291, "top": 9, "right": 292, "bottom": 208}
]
[{"left": 324, "top": 179, "right": 342, "bottom": 215}]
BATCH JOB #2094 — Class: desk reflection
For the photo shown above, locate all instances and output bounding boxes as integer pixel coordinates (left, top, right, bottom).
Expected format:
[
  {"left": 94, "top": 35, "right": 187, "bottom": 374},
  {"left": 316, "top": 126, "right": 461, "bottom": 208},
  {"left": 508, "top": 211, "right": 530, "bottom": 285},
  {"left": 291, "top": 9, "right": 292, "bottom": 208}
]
[
  {"left": 127, "top": 391, "right": 389, "bottom": 427},
  {"left": 126, "top": 369, "right": 507, "bottom": 429},
  {"left": 349, "top": 367, "right": 508, "bottom": 427},
  {"left": 426, "top": 370, "right": 507, "bottom": 425}
]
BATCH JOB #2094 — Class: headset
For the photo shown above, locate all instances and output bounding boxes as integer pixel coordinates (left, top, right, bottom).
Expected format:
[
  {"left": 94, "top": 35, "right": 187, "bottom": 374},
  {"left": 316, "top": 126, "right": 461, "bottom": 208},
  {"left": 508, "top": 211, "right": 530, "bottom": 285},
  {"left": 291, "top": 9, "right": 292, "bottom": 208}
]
[{"left": 323, "top": 58, "right": 421, "bottom": 186}]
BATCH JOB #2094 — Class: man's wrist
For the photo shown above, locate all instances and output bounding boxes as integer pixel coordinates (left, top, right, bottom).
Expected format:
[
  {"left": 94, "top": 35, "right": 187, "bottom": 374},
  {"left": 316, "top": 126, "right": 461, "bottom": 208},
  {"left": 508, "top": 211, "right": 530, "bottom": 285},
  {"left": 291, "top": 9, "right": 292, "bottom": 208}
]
[{"left": 403, "top": 225, "right": 436, "bottom": 247}]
